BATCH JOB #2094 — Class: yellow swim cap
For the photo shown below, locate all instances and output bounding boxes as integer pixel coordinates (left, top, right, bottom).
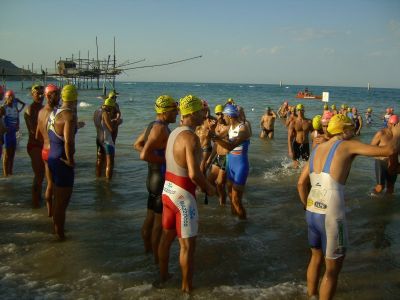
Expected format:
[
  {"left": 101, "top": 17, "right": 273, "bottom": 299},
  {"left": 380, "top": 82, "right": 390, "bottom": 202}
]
[
  {"left": 154, "top": 95, "right": 177, "bottom": 114},
  {"left": 61, "top": 84, "right": 77, "bottom": 102},
  {"left": 296, "top": 103, "right": 304, "bottom": 111},
  {"left": 179, "top": 95, "right": 203, "bottom": 116},
  {"left": 104, "top": 98, "right": 115, "bottom": 107},
  {"left": 226, "top": 98, "right": 235, "bottom": 105},
  {"left": 331, "top": 104, "right": 336, "bottom": 110},
  {"left": 327, "top": 114, "right": 354, "bottom": 135},
  {"left": 215, "top": 104, "right": 224, "bottom": 114},
  {"left": 367, "top": 107, "right": 372, "bottom": 112},
  {"left": 108, "top": 90, "right": 118, "bottom": 98},
  {"left": 323, "top": 104, "right": 328, "bottom": 110},
  {"left": 31, "top": 84, "right": 43, "bottom": 93},
  {"left": 312, "top": 115, "right": 322, "bottom": 130}
]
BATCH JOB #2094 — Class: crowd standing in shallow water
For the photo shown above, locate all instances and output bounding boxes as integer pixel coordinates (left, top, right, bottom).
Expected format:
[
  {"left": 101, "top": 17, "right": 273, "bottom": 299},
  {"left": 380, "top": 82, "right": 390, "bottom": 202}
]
[{"left": 0, "top": 83, "right": 399, "bottom": 298}]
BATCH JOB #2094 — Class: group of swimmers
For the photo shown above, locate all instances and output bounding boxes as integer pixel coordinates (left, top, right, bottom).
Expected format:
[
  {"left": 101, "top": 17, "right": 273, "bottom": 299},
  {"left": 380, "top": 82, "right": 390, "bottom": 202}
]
[
  {"left": 133, "top": 95, "right": 252, "bottom": 292},
  {"left": 1, "top": 84, "right": 399, "bottom": 297}
]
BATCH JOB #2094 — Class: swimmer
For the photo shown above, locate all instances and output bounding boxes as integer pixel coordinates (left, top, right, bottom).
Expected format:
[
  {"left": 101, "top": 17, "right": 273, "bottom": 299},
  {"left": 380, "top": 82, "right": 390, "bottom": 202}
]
[
  {"left": 370, "top": 115, "right": 399, "bottom": 194},
  {"left": 157, "top": 95, "right": 215, "bottom": 293},
  {"left": 36, "top": 84, "right": 60, "bottom": 217},
  {"left": 47, "top": 85, "right": 78, "bottom": 240},
  {"left": 206, "top": 104, "right": 230, "bottom": 205},
  {"left": 212, "top": 103, "right": 251, "bottom": 219},
  {"left": 24, "top": 84, "right": 45, "bottom": 208},
  {"left": 288, "top": 104, "right": 313, "bottom": 168},
  {"left": 133, "top": 95, "right": 178, "bottom": 264},
  {"left": 259, "top": 106, "right": 276, "bottom": 139},
  {"left": 365, "top": 108, "right": 373, "bottom": 125},
  {"left": 0, "top": 90, "right": 25, "bottom": 176},
  {"left": 297, "top": 114, "right": 400, "bottom": 299},
  {"left": 350, "top": 107, "right": 363, "bottom": 136}
]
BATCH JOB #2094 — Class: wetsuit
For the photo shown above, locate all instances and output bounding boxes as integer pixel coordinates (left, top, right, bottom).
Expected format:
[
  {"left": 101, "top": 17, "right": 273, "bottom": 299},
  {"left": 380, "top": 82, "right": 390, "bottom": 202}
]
[
  {"left": 94, "top": 106, "right": 105, "bottom": 156},
  {"left": 226, "top": 123, "right": 250, "bottom": 186},
  {"left": 375, "top": 159, "right": 397, "bottom": 188},
  {"left": 3, "top": 102, "right": 19, "bottom": 148},
  {"left": 162, "top": 126, "right": 198, "bottom": 238},
  {"left": 144, "top": 120, "right": 169, "bottom": 214},
  {"left": 306, "top": 140, "right": 347, "bottom": 259},
  {"left": 47, "top": 108, "right": 74, "bottom": 187},
  {"left": 352, "top": 114, "right": 361, "bottom": 133}
]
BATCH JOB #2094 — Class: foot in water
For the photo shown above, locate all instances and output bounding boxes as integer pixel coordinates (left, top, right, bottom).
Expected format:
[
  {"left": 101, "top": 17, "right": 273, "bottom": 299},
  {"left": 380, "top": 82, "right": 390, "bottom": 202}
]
[{"left": 152, "top": 273, "right": 173, "bottom": 289}]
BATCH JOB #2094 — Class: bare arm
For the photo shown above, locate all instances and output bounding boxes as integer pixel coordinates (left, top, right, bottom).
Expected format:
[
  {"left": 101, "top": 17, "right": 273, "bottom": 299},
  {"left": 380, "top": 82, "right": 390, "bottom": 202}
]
[
  {"left": 297, "top": 162, "right": 311, "bottom": 208},
  {"left": 16, "top": 98, "right": 26, "bottom": 112},
  {"left": 102, "top": 111, "right": 114, "bottom": 132},
  {"left": 62, "top": 111, "right": 76, "bottom": 167},
  {"left": 288, "top": 122, "right": 295, "bottom": 157},
  {"left": 184, "top": 134, "right": 215, "bottom": 196},
  {"left": 133, "top": 130, "right": 145, "bottom": 152},
  {"left": 213, "top": 125, "right": 250, "bottom": 151},
  {"left": 370, "top": 131, "right": 382, "bottom": 146}
]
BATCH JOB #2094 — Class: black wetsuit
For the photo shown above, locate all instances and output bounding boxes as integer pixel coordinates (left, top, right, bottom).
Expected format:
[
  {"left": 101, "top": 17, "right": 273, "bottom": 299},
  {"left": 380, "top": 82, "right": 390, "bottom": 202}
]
[{"left": 144, "top": 120, "right": 170, "bottom": 214}]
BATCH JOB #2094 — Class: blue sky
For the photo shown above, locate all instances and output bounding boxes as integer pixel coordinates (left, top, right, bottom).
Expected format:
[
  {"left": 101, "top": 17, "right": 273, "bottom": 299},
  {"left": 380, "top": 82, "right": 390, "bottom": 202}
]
[{"left": 1, "top": 0, "right": 399, "bottom": 88}]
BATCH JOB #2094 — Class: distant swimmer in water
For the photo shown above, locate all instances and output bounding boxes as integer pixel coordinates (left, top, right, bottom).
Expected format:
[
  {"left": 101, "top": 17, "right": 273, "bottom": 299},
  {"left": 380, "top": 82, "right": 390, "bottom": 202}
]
[
  {"left": 212, "top": 103, "right": 251, "bottom": 219},
  {"left": 206, "top": 104, "right": 230, "bottom": 205},
  {"left": 277, "top": 101, "right": 289, "bottom": 118},
  {"left": 370, "top": 114, "right": 399, "bottom": 195},
  {"left": 259, "top": 106, "right": 276, "bottom": 139},
  {"left": 157, "top": 95, "right": 215, "bottom": 293},
  {"left": 0, "top": 90, "right": 25, "bottom": 176},
  {"left": 24, "top": 84, "right": 45, "bottom": 208},
  {"left": 330, "top": 104, "right": 338, "bottom": 115},
  {"left": 47, "top": 85, "right": 78, "bottom": 240},
  {"left": 288, "top": 104, "right": 312, "bottom": 168},
  {"left": 350, "top": 107, "right": 363, "bottom": 136},
  {"left": 297, "top": 114, "right": 400, "bottom": 300},
  {"left": 365, "top": 107, "right": 373, "bottom": 125},
  {"left": 133, "top": 95, "right": 178, "bottom": 264},
  {"left": 36, "top": 84, "right": 60, "bottom": 217}
]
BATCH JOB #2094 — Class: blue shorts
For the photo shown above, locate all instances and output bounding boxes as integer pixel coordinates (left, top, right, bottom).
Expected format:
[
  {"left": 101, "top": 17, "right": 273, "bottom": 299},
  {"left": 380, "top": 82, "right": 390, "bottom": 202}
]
[
  {"left": 104, "top": 143, "right": 115, "bottom": 155},
  {"left": 226, "top": 154, "right": 249, "bottom": 186},
  {"left": 48, "top": 158, "right": 74, "bottom": 187},
  {"left": 4, "top": 131, "right": 17, "bottom": 148},
  {"left": 306, "top": 211, "right": 326, "bottom": 252}
]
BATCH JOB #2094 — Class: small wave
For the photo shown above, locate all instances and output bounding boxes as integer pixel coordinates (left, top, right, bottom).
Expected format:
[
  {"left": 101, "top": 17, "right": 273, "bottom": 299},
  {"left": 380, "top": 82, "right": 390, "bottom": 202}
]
[
  {"left": 248, "top": 85, "right": 255, "bottom": 88},
  {"left": 122, "top": 82, "right": 136, "bottom": 85},
  {"left": 263, "top": 157, "right": 304, "bottom": 182},
  {"left": 79, "top": 102, "right": 92, "bottom": 108}
]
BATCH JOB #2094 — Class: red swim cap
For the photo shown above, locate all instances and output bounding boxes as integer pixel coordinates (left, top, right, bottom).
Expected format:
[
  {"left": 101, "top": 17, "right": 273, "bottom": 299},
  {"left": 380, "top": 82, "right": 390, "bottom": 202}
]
[
  {"left": 45, "top": 84, "right": 59, "bottom": 95},
  {"left": 0, "top": 85, "right": 4, "bottom": 94},
  {"left": 388, "top": 114, "right": 399, "bottom": 125},
  {"left": 5, "top": 90, "right": 15, "bottom": 98}
]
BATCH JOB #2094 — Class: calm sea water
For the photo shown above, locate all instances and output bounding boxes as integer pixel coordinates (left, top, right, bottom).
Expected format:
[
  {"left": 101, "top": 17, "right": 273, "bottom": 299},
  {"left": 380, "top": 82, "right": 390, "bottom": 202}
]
[{"left": 0, "top": 81, "right": 399, "bottom": 299}]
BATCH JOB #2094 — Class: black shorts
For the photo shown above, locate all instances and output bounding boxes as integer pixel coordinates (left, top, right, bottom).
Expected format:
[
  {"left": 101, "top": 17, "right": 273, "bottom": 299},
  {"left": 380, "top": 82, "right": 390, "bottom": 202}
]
[
  {"left": 293, "top": 141, "right": 310, "bottom": 161},
  {"left": 146, "top": 165, "right": 164, "bottom": 214}
]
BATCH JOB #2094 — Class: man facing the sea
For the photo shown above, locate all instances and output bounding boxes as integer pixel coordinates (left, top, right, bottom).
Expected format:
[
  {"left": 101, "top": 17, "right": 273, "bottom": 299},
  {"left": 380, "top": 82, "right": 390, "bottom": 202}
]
[
  {"left": 133, "top": 95, "right": 178, "bottom": 264},
  {"left": 157, "top": 95, "right": 215, "bottom": 293},
  {"left": 297, "top": 114, "right": 400, "bottom": 300},
  {"left": 24, "top": 84, "right": 45, "bottom": 208}
]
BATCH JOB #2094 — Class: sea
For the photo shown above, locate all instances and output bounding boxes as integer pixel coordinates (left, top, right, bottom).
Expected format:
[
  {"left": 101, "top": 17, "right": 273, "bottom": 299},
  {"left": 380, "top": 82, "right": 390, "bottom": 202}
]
[{"left": 0, "top": 81, "right": 399, "bottom": 299}]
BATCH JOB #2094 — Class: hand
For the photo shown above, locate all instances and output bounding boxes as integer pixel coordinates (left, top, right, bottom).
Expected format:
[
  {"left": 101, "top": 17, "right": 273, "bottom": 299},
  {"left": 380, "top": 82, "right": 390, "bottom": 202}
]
[{"left": 60, "top": 158, "right": 75, "bottom": 168}]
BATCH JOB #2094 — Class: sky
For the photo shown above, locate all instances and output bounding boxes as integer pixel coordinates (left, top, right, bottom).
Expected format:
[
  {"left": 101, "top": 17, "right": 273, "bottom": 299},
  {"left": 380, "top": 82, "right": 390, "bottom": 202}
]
[{"left": 1, "top": 0, "right": 400, "bottom": 88}]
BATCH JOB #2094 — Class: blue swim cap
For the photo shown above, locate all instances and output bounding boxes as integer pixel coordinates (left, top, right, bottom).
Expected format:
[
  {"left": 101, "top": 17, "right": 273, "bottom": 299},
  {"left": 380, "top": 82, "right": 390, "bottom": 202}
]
[{"left": 223, "top": 104, "right": 239, "bottom": 117}]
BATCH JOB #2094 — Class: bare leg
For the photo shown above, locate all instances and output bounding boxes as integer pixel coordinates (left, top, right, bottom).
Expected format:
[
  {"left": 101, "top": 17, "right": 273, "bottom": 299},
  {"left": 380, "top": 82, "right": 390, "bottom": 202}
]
[
  {"left": 226, "top": 180, "right": 235, "bottom": 215},
  {"left": 3, "top": 147, "right": 16, "bottom": 176},
  {"left": 158, "top": 228, "right": 176, "bottom": 282},
  {"left": 44, "top": 161, "right": 54, "bottom": 217},
  {"left": 95, "top": 150, "right": 104, "bottom": 177},
  {"left": 216, "top": 169, "right": 227, "bottom": 205},
  {"left": 307, "top": 248, "right": 323, "bottom": 297},
  {"left": 29, "top": 147, "right": 44, "bottom": 208},
  {"left": 178, "top": 236, "right": 196, "bottom": 293},
  {"left": 231, "top": 185, "right": 246, "bottom": 219},
  {"left": 151, "top": 213, "right": 163, "bottom": 264},
  {"left": 105, "top": 154, "right": 114, "bottom": 180},
  {"left": 319, "top": 256, "right": 344, "bottom": 300},
  {"left": 53, "top": 186, "right": 73, "bottom": 240},
  {"left": 142, "top": 209, "right": 154, "bottom": 253}
]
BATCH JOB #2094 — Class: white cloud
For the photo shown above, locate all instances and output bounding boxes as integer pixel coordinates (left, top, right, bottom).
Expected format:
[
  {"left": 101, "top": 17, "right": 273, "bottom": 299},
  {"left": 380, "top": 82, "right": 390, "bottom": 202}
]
[
  {"left": 367, "top": 51, "right": 383, "bottom": 57},
  {"left": 255, "top": 46, "right": 285, "bottom": 56},
  {"left": 239, "top": 46, "right": 252, "bottom": 56}
]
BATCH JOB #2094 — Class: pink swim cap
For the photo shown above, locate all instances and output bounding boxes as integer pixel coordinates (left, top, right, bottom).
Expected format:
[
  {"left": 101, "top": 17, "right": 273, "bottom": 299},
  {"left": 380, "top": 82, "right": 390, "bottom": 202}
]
[
  {"left": 388, "top": 114, "right": 399, "bottom": 125},
  {"left": 5, "top": 90, "right": 15, "bottom": 98},
  {"left": 45, "top": 84, "right": 59, "bottom": 95},
  {"left": 321, "top": 111, "right": 333, "bottom": 125}
]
